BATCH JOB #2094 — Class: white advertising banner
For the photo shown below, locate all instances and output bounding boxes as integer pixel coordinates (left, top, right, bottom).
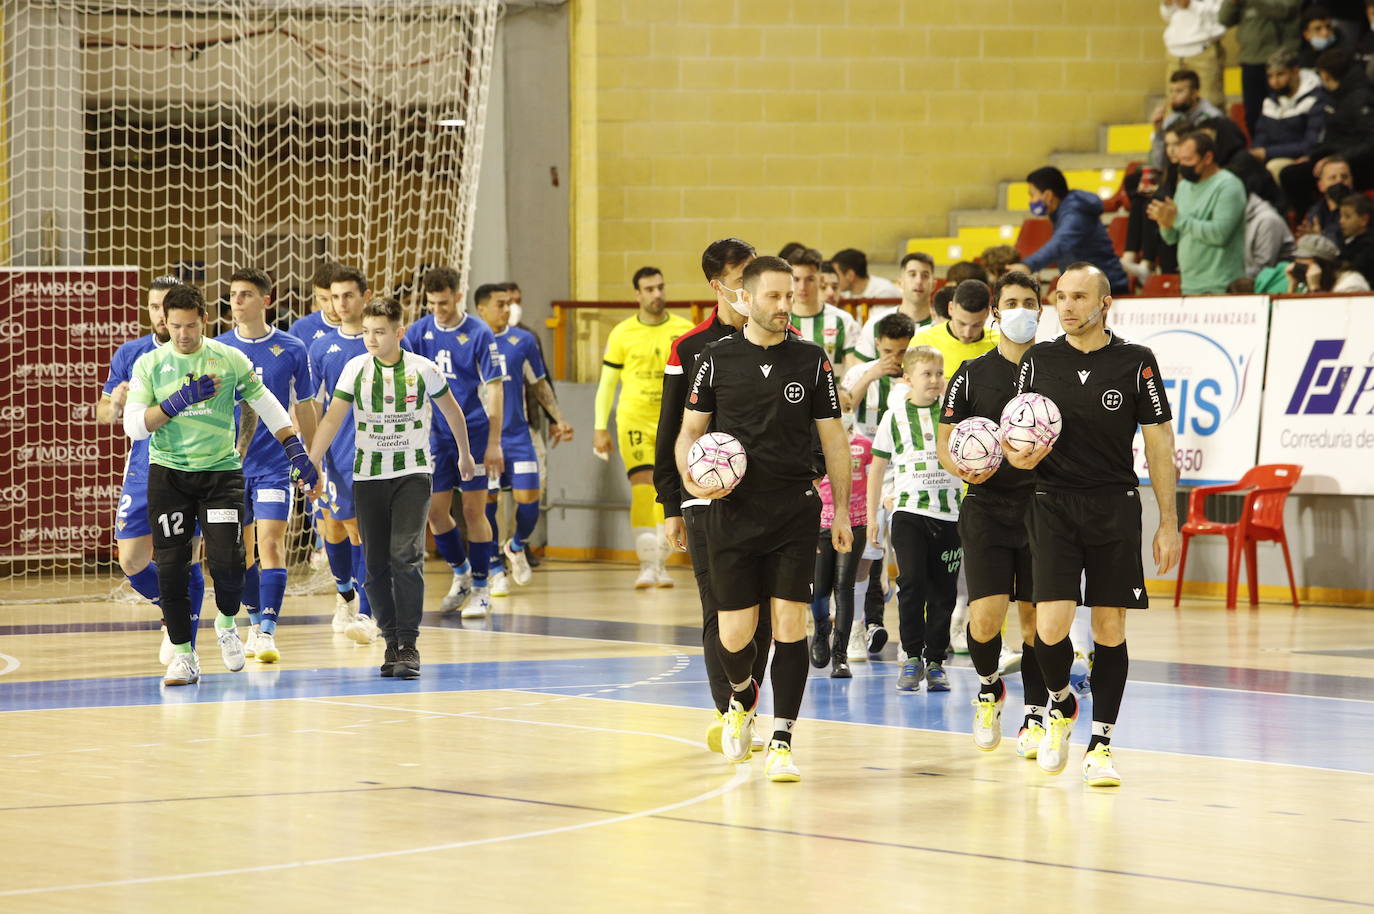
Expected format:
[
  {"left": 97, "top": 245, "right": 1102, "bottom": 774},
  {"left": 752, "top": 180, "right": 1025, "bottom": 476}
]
[
  {"left": 1258, "top": 297, "right": 1374, "bottom": 494},
  {"left": 1033, "top": 296, "right": 1270, "bottom": 485}
]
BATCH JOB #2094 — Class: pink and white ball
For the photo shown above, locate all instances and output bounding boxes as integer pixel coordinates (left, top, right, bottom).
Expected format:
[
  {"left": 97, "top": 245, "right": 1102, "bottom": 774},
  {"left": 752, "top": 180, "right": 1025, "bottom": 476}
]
[
  {"left": 999, "top": 393, "right": 1062, "bottom": 450},
  {"left": 948, "top": 416, "right": 1004, "bottom": 475},
  {"left": 688, "top": 432, "right": 748, "bottom": 489}
]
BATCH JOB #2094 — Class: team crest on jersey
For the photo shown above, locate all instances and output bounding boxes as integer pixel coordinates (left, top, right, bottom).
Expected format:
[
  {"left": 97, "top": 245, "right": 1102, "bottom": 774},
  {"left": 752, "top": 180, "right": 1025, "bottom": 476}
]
[
  {"left": 269, "top": 344, "right": 284, "bottom": 357},
  {"left": 458, "top": 334, "right": 469, "bottom": 344},
  {"left": 507, "top": 335, "right": 518, "bottom": 343},
  {"left": 384, "top": 395, "right": 395, "bottom": 403},
  {"left": 423, "top": 331, "right": 434, "bottom": 340}
]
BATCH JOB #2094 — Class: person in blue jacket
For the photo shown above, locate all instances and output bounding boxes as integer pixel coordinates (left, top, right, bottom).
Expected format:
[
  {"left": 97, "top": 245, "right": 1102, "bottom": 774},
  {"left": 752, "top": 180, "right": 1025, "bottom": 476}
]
[{"left": 1020, "top": 166, "right": 1131, "bottom": 296}]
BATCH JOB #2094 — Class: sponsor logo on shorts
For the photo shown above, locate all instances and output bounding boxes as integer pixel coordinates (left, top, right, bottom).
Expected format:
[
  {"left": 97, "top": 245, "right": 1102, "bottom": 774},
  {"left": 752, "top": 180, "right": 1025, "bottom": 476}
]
[
  {"left": 1101, "top": 389, "right": 1123, "bottom": 410},
  {"left": 512, "top": 460, "right": 538, "bottom": 474},
  {"left": 257, "top": 488, "right": 288, "bottom": 504},
  {"left": 783, "top": 381, "right": 805, "bottom": 403},
  {"left": 205, "top": 508, "right": 239, "bottom": 524}
]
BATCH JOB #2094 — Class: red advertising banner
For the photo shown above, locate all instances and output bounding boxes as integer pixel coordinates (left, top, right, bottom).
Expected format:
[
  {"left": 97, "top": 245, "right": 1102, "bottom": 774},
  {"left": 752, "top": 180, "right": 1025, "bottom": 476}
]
[{"left": 0, "top": 267, "right": 141, "bottom": 561}]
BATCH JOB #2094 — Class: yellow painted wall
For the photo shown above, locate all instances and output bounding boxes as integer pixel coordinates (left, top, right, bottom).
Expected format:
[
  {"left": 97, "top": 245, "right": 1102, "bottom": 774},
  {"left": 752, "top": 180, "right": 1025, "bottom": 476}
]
[{"left": 573, "top": 0, "right": 1167, "bottom": 299}]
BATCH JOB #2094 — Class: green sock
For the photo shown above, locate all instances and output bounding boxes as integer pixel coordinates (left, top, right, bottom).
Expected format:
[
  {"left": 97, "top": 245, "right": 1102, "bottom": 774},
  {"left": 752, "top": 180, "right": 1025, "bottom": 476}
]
[
  {"left": 215, "top": 613, "right": 236, "bottom": 631},
  {"left": 175, "top": 642, "right": 193, "bottom": 655}
]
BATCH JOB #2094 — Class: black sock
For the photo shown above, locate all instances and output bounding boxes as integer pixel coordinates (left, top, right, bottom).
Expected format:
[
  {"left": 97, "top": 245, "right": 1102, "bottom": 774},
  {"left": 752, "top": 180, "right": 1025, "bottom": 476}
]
[
  {"left": 769, "top": 639, "right": 809, "bottom": 726},
  {"left": 966, "top": 625, "right": 1002, "bottom": 697},
  {"left": 1034, "top": 632, "right": 1077, "bottom": 716},
  {"left": 1021, "top": 639, "right": 1049, "bottom": 727},
  {"left": 1088, "top": 641, "right": 1128, "bottom": 750},
  {"left": 718, "top": 630, "right": 757, "bottom": 693}
]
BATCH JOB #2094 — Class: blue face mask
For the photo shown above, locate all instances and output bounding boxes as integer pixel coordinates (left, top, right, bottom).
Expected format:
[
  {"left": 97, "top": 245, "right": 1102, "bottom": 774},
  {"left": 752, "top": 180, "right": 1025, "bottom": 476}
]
[
  {"left": 1310, "top": 34, "right": 1335, "bottom": 50},
  {"left": 1029, "top": 200, "right": 1048, "bottom": 217}
]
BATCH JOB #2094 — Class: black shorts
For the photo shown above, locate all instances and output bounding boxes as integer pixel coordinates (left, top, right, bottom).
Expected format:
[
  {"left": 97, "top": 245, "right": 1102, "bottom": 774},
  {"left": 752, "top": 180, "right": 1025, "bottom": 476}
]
[
  {"left": 959, "top": 489, "right": 1033, "bottom": 604},
  {"left": 1028, "top": 488, "right": 1147, "bottom": 609},
  {"left": 702, "top": 487, "right": 821, "bottom": 611},
  {"left": 146, "top": 463, "right": 245, "bottom": 551}
]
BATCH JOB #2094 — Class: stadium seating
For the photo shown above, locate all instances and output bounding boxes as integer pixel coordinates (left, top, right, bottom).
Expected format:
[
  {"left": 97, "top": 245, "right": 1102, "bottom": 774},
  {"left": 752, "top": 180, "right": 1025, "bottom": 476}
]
[
  {"left": 1175, "top": 464, "right": 1303, "bottom": 610},
  {"left": 1142, "top": 273, "right": 1180, "bottom": 297},
  {"left": 1014, "top": 218, "right": 1052, "bottom": 259}
]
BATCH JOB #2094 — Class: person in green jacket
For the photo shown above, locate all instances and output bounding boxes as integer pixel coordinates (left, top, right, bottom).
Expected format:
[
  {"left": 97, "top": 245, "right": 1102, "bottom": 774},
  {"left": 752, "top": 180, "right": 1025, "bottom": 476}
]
[
  {"left": 1220, "top": 0, "right": 1302, "bottom": 135},
  {"left": 1149, "top": 131, "right": 1249, "bottom": 294}
]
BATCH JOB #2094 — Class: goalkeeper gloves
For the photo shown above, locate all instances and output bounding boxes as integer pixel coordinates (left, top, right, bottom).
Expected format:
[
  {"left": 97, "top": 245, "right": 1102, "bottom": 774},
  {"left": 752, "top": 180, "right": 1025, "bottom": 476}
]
[
  {"left": 283, "top": 435, "right": 318, "bottom": 489},
  {"left": 160, "top": 373, "right": 217, "bottom": 418}
]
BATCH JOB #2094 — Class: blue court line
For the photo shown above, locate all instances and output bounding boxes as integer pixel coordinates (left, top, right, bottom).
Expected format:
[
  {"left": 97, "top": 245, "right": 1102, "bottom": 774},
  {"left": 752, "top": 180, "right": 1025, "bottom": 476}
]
[
  {"left": 2, "top": 654, "right": 1372, "bottom": 775},
  {"left": 4, "top": 609, "right": 1372, "bottom": 702}
]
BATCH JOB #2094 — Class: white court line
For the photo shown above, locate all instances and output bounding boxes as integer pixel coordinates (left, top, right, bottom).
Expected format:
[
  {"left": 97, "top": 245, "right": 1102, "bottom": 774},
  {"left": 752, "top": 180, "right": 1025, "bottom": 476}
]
[
  {"left": 0, "top": 699, "right": 752, "bottom": 899},
  {"left": 0, "top": 653, "right": 20, "bottom": 676}
]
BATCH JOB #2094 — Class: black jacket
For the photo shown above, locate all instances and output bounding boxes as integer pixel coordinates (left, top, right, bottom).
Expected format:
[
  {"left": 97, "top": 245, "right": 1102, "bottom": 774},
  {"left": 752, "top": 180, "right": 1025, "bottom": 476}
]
[
  {"left": 1315, "top": 70, "right": 1374, "bottom": 164},
  {"left": 1341, "top": 229, "right": 1374, "bottom": 284}
]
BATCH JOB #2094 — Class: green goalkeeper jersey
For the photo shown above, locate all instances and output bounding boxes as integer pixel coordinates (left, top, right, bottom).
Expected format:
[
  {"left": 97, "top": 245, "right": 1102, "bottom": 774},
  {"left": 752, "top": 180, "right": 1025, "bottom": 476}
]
[{"left": 127, "top": 338, "right": 268, "bottom": 472}]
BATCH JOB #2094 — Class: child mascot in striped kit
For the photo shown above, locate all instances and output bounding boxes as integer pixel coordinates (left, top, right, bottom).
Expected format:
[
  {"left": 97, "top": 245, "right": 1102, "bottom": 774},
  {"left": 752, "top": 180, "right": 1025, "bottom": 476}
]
[{"left": 307, "top": 297, "right": 476, "bottom": 679}]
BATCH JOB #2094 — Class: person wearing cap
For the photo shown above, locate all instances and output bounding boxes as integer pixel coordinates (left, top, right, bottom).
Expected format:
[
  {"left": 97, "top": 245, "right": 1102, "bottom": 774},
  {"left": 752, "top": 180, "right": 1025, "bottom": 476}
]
[
  {"left": 1149, "top": 130, "right": 1248, "bottom": 294},
  {"left": 1253, "top": 231, "right": 1373, "bottom": 291}
]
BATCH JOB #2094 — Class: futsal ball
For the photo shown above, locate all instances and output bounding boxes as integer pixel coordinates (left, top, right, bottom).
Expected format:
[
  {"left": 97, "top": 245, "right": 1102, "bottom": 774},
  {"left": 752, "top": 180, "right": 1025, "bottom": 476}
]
[
  {"left": 999, "top": 393, "right": 1062, "bottom": 450},
  {"left": 948, "top": 416, "right": 1004, "bottom": 474},
  {"left": 687, "top": 432, "right": 747, "bottom": 489}
]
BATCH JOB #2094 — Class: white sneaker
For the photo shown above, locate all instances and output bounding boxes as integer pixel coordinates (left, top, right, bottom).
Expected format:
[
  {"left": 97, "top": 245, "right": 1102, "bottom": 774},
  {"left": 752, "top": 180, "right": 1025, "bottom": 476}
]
[
  {"left": 308, "top": 547, "right": 328, "bottom": 571},
  {"left": 1038, "top": 707, "right": 1077, "bottom": 775},
  {"left": 440, "top": 570, "right": 473, "bottom": 613},
  {"left": 462, "top": 586, "right": 491, "bottom": 619},
  {"left": 345, "top": 613, "right": 379, "bottom": 644},
  {"left": 332, "top": 593, "right": 358, "bottom": 632},
  {"left": 244, "top": 623, "right": 261, "bottom": 658},
  {"left": 998, "top": 648, "right": 1023, "bottom": 676},
  {"left": 763, "top": 740, "right": 801, "bottom": 782},
  {"left": 654, "top": 565, "right": 674, "bottom": 588},
  {"left": 503, "top": 540, "right": 532, "bottom": 586},
  {"left": 847, "top": 625, "right": 868, "bottom": 663},
  {"left": 255, "top": 632, "right": 280, "bottom": 663},
  {"left": 163, "top": 651, "right": 200, "bottom": 686},
  {"left": 721, "top": 688, "right": 758, "bottom": 763},
  {"left": 490, "top": 570, "right": 510, "bottom": 598},
  {"left": 217, "top": 625, "right": 246, "bottom": 672},
  {"left": 634, "top": 564, "right": 656, "bottom": 590},
  {"left": 971, "top": 685, "right": 1006, "bottom": 751},
  {"left": 158, "top": 625, "right": 174, "bottom": 665}
]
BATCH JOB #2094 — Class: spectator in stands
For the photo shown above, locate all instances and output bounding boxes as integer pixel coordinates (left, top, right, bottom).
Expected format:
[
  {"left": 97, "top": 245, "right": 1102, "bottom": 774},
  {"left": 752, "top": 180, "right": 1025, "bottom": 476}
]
[
  {"left": 1149, "top": 69, "right": 1225, "bottom": 174},
  {"left": 931, "top": 283, "right": 957, "bottom": 321},
  {"left": 1279, "top": 46, "right": 1374, "bottom": 218},
  {"left": 819, "top": 261, "right": 842, "bottom": 307},
  {"left": 1242, "top": 186, "right": 1296, "bottom": 276},
  {"left": 1285, "top": 231, "right": 1372, "bottom": 289},
  {"left": 1123, "top": 127, "right": 1186, "bottom": 282},
  {"left": 1150, "top": 131, "right": 1248, "bottom": 293},
  {"left": 979, "top": 245, "right": 1020, "bottom": 278},
  {"left": 1221, "top": 0, "right": 1302, "bottom": 136},
  {"left": 1251, "top": 48, "right": 1328, "bottom": 183},
  {"left": 830, "top": 248, "right": 901, "bottom": 300},
  {"left": 945, "top": 261, "right": 988, "bottom": 286},
  {"left": 1298, "top": 156, "right": 1357, "bottom": 241},
  {"left": 1338, "top": 191, "right": 1374, "bottom": 281},
  {"left": 1161, "top": 2, "right": 1228, "bottom": 108},
  {"left": 1297, "top": 5, "right": 1356, "bottom": 69},
  {"left": 1020, "top": 166, "right": 1130, "bottom": 296},
  {"left": 778, "top": 241, "right": 809, "bottom": 261},
  {"left": 1357, "top": 0, "right": 1374, "bottom": 78}
]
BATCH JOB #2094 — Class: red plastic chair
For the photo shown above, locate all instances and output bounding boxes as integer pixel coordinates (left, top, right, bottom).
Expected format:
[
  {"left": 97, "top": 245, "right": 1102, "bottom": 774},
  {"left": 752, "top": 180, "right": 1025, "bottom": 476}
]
[
  {"left": 1107, "top": 216, "right": 1128, "bottom": 255},
  {"left": 1174, "top": 464, "right": 1302, "bottom": 610},
  {"left": 1015, "top": 218, "right": 1053, "bottom": 259},
  {"left": 1141, "top": 273, "right": 1180, "bottom": 296}
]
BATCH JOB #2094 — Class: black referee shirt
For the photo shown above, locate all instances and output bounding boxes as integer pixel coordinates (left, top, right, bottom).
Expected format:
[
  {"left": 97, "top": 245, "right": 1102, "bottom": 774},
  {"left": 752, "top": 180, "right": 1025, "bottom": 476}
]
[
  {"left": 686, "top": 333, "right": 840, "bottom": 499},
  {"left": 1015, "top": 332, "right": 1172, "bottom": 493},
  {"left": 940, "top": 348, "right": 1034, "bottom": 498}
]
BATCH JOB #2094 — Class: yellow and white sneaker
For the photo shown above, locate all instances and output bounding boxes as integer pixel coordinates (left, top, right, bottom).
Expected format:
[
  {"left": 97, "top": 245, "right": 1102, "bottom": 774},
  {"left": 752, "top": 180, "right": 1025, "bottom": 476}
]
[
  {"left": 255, "top": 632, "right": 280, "bottom": 664},
  {"left": 705, "top": 710, "right": 724, "bottom": 754},
  {"left": 971, "top": 686, "right": 1006, "bottom": 751},
  {"left": 489, "top": 570, "right": 510, "bottom": 598},
  {"left": 1082, "top": 745, "right": 1122, "bottom": 787},
  {"left": 1037, "top": 707, "right": 1077, "bottom": 775},
  {"left": 763, "top": 740, "right": 801, "bottom": 782},
  {"left": 721, "top": 689, "right": 758, "bottom": 763},
  {"left": 1017, "top": 720, "right": 1046, "bottom": 759}
]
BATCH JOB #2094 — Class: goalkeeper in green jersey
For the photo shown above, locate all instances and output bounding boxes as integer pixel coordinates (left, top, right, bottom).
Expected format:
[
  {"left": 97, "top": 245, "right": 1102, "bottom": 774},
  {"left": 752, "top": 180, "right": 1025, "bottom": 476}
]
[{"left": 125, "top": 284, "right": 319, "bottom": 687}]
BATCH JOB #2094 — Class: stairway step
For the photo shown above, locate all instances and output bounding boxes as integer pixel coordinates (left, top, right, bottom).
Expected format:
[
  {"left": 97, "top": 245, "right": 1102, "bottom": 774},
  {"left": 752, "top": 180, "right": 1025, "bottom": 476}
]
[
  {"left": 1051, "top": 152, "right": 1141, "bottom": 171},
  {"left": 1105, "top": 123, "right": 1153, "bottom": 155},
  {"left": 948, "top": 209, "right": 1028, "bottom": 233}
]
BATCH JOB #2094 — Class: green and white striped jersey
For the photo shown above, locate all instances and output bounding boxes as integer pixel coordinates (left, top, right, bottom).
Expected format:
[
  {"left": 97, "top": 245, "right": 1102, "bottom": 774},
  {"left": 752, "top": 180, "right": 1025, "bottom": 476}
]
[
  {"left": 842, "top": 362, "right": 897, "bottom": 439},
  {"left": 333, "top": 351, "right": 452, "bottom": 481},
  {"left": 790, "top": 304, "right": 858, "bottom": 364},
  {"left": 871, "top": 398, "right": 962, "bottom": 522}
]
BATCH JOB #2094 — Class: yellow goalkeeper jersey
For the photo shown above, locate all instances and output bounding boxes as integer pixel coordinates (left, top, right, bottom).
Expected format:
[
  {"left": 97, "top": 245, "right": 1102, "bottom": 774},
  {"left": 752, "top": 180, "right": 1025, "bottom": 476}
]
[{"left": 601, "top": 312, "right": 693, "bottom": 424}]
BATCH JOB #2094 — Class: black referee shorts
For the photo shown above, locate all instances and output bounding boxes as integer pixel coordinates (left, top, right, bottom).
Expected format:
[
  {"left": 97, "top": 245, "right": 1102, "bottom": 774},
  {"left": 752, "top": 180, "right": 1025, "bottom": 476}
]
[
  {"left": 702, "top": 487, "right": 821, "bottom": 612},
  {"left": 1028, "top": 488, "right": 1148, "bottom": 609},
  {"left": 960, "top": 489, "right": 1033, "bottom": 604}
]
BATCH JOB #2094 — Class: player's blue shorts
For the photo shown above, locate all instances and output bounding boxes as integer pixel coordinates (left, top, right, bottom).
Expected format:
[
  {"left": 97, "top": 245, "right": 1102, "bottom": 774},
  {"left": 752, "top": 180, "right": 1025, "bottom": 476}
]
[
  {"left": 487, "top": 431, "right": 541, "bottom": 492},
  {"left": 116, "top": 470, "right": 150, "bottom": 540},
  {"left": 243, "top": 472, "right": 293, "bottom": 525},
  {"left": 322, "top": 454, "right": 357, "bottom": 521},
  {"left": 433, "top": 422, "right": 490, "bottom": 494}
]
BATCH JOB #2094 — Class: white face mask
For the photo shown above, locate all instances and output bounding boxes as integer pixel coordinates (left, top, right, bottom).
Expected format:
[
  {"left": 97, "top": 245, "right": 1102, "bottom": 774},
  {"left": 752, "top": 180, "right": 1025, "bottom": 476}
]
[
  {"left": 718, "top": 281, "right": 749, "bottom": 317},
  {"left": 999, "top": 307, "right": 1039, "bottom": 343},
  {"left": 507, "top": 302, "right": 522, "bottom": 328}
]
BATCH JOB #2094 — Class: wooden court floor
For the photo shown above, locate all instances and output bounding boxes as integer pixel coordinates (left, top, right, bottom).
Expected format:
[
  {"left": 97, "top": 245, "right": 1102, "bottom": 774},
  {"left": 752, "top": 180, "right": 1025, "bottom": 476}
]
[{"left": 0, "top": 560, "right": 1370, "bottom": 912}]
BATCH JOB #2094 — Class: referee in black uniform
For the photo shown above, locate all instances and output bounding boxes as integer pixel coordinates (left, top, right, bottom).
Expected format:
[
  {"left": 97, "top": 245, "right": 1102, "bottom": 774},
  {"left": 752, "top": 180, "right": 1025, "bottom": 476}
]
[
  {"left": 937, "top": 271, "right": 1050, "bottom": 757},
  {"left": 653, "top": 238, "right": 777, "bottom": 756},
  {"left": 676, "top": 256, "right": 852, "bottom": 782},
  {"left": 1006, "top": 262, "right": 1180, "bottom": 787}
]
